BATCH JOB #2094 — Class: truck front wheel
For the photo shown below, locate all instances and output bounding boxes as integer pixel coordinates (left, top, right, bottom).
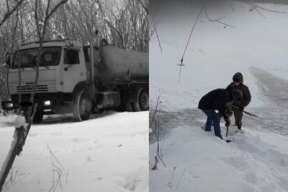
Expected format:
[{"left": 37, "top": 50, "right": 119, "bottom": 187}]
[
  {"left": 33, "top": 110, "right": 44, "bottom": 123},
  {"left": 73, "top": 91, "right": 92, "bottom": 121},
  {"left": 132, "top": 87, "right": 149, "bottom": 111}
]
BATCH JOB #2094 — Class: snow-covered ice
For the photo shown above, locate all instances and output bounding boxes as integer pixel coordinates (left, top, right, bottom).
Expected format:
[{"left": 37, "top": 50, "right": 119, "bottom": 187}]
[
  {"left": 0, "top": 111, "right": 148, "bottom": 192},
  {"left": 150, "top": 2, "right": 288, "bottom": 192}
]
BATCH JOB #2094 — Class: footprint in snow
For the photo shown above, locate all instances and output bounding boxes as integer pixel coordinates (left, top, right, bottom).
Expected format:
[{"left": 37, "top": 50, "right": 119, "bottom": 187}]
[
  {"left": 29, "top": 132, "right": 39, "bottom": 137},
  {"left": 49, "top": 131, "right": 62, "bottom": 136}
]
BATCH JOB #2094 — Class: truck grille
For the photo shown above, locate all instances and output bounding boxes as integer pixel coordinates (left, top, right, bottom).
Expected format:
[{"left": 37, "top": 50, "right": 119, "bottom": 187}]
[{"left": 17, "top": 82, "right": 48, "bottom": 93}]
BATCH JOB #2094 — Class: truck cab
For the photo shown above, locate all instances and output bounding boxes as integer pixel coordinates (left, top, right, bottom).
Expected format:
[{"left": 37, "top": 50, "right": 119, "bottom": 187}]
[{"left": 3, "top": 40, "right": 89, "bottom": 121}]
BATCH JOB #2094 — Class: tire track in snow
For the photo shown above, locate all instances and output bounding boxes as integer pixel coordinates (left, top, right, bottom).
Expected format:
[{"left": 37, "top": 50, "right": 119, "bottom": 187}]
[
  {"left": 227, "top": 133, "right": 288, "bottom": 192},
  {"left": 149, "top": 108, "right": 204, "bottom": 144},
  {"left": 247, "top": 67, "right": 288, "bottom": 135},
  {"left": 249, "top": 66, "right": 288, "bottom": 108}
]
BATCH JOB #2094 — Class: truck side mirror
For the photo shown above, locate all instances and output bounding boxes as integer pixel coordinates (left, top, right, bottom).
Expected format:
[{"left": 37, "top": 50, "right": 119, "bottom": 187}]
[{"left": 5, "top": 53, "right": 11, "bottom": 67}]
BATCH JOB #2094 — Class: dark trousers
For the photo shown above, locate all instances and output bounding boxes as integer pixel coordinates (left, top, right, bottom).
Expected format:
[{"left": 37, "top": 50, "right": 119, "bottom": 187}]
[
  {"left": 232, "top": 108, "right": 243, "bottom": 130},
  {"left": 201, "top": 109, "right": 223, "bottom": 139}
]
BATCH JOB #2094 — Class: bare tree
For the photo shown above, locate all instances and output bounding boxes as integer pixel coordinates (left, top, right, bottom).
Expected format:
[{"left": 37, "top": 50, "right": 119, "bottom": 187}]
[
  {"left": 0, "top": 1, "right": 68, "bottom": 190},
  {"left": 98, "top": 0, "right": 148, "bottom": 51}
]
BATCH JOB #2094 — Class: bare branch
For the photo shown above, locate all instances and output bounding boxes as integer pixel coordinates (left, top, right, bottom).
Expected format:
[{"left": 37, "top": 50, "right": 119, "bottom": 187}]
[
  {"left": 150, "top": 14, "right": 162, "bottom": 53},
  {"left": 241, "top": 1, "right": 286, "bottom": 14},
  {"left": 31, "top": 0, "right": 68, "bottom": 102},
  {"left": 150, "top": 87, "right": 164, "bottom": 128},
  {"left": 46, "top": 0, "right": 68, "bottom": 20},
  {"left": 136, "top": 0, "right": 148, "bottom": 14},
  {"left": 227, "top": 0, "right": 235, "bottom": 12},
  {"left": 255, "top": 8, "right": 266, "bottom": 19},
  {"left": 6, "top": 0, "right": 10, "bottom": 13},
  {"left": 204, "top": 4, "right": 235, "bottom": 28},
  {"left": 0, "top": 0, "right": 25, "bottom": 28},
  {"left": 174, "top": 169, "right": 185, "bottom": 192},
  {"left": 178, "top": 5, "right": 204, "bottom": 82},
  {"left": 34, "top": 0, "right": 41, "bottom": 38}
]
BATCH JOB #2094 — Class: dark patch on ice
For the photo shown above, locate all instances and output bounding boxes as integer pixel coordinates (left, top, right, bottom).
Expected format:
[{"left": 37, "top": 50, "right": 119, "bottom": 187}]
[{"left": 149, "top": 108, "right": 205, "bottom": 144}]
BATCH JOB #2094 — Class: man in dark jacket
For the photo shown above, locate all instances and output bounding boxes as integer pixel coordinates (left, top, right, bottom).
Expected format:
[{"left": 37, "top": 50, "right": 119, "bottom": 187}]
[
  {"left": 227, "top": 72, "right": 251, "bottom": 131},
  {"left": 198, "top": 84, "right": 243, "bottom": 139}
]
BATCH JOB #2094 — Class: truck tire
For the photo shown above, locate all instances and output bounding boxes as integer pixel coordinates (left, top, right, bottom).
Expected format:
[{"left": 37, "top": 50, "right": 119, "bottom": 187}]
[
  {"left": 33, "top": 110, "right": 44, "bottom": 123},
  {"left": 132, "top": 87, "right": 149, "bottom": 111},
  {"left": 73, "top": 91, "right": 92, "bottom": 121}
]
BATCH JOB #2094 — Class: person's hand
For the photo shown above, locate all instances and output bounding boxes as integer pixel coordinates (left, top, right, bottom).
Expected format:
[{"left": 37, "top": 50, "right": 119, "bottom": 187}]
[
  {"left": 239, "top": 106, "right": 244, "bottom": 112},
  {"left": 225, "top": 111, "right": 233, "bottom": 117},
  {"left": 224, "top": 117, "right": 230, "bottom": 127}
]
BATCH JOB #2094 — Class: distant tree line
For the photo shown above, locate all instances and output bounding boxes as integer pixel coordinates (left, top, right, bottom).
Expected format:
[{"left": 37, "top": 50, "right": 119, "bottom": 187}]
[{"left": 0, "top": 0, "right": 148, "bottom": 106}]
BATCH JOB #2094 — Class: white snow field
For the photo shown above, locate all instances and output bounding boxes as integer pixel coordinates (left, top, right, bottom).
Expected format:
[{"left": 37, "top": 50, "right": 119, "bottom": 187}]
[
  {"left": 0, "top": 111, "right": 148, "bottom": 192},
  {"left": 150, "top": 1, "right": 288, "bottom": 192}
]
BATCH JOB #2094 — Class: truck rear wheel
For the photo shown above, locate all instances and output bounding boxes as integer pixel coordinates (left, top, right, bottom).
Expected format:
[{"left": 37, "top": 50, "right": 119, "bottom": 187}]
[
  {"left": 73, "top": 91, "right": 92, "bottom": 121},
  {"left": 33, "top": 110, "right": 44, "bottom": 123},
  {"left": 132, "top": 87, "right": 149, "bottom": 111}
]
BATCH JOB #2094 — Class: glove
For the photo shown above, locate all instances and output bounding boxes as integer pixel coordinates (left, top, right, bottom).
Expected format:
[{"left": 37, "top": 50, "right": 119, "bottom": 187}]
[
  {"left": 224, "top": 117, "right": 230, "bottom": 127},
  {"left": 225, "top": 110, "right": 233, "bottom": 117},
  {"left": 239, "top": 106, "right": 244, "bottom": 112}
]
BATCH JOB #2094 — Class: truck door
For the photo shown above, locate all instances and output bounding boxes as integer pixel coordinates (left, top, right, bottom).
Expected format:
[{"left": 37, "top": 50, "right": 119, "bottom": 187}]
[{"left": 62, "top": 48, "right": 87, "bottom": 93}]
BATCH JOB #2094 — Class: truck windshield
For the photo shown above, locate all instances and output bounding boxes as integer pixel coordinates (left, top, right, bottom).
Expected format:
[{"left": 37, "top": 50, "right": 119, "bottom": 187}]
[{"left": 11, "top": 47, "right": 62, "bottom": 69}]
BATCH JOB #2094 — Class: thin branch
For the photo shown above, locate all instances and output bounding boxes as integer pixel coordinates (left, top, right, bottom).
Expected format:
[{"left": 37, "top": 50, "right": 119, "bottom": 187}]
[
  {"left": 2, "top": 173, "right": 30, "bottom": 191},
  {"left": 10, "top": 8, "right": 20, "bottom": 52},
  {"left": 174, "top": 169, "right": 185, "bottom": 192},
  {"left": 31, "top": 0, "right": 68, "bottom": 102},
  {"left": 136, "top": 0, "right": 148, "bottom": 14},
  {"left": 204, "top": 4, "right": 235, "bottom": 28},
  {"left": 150, "top": 87, "right": 164, "bottom": 128},
  {"left": 34, "top": 0, "right": 41, "bottom": 38},
  {"left": 255, "top": 8, "right": 266, "bottom": 18},
  {"left": 6, "top": 0, "right": 10, "bottom": 13},
  {"left": 178, "top": 5, "right": 204, "bottom": 82},
  {"left": 242, "top": 1, "right": 286, "bottom": 13},
  {"left": 150, "top": 14, "right": 162, "bottom": 53},
  {"left": 0, "top": 0, "right": 25, "bottom": 28},
  {"left": 227, "top": 0, "right": 235, "bottom": 11}
]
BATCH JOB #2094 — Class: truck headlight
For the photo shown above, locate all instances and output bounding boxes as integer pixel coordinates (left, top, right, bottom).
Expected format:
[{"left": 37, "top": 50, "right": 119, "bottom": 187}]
[
  {"left": 44, "top": 100, "right": 51, "bottom": 106},
  {"left": 5, "top": 103, "right": 13, "bottom": 108}
]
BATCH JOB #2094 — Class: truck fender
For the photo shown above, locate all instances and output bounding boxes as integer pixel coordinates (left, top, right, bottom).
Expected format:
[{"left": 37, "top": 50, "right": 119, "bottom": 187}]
[{"left": 72, "top": 82, "right": 94, "bottom": 102}]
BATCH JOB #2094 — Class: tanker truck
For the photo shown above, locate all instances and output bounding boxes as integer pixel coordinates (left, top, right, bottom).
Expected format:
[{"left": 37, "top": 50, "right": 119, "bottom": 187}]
[{"left": 1, "top": 39, "right": 149, "bottom": 123}]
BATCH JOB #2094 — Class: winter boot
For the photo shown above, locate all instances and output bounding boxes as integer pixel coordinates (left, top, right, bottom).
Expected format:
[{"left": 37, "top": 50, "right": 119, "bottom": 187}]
[{"left": 201, "top": 124, "right": 212, "bottom": 132}]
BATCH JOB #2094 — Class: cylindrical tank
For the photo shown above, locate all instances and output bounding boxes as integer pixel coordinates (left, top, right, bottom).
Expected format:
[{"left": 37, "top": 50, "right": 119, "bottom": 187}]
[{"left": 92, "top": 40, "right": 148, "bottom": 82}]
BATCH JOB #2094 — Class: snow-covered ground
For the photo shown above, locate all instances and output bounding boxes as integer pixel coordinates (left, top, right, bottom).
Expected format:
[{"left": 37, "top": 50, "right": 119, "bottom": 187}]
[
  {"left": 0, "top": 111, "right": 148, "bottom": 192},
  {"left": 150, "top": 1, "right": 288, "bottom": 192}
]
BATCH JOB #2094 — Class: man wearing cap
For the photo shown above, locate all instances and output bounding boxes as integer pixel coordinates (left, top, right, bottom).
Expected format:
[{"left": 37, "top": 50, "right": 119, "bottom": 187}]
[
  {"left": 227, "top": 72, "right": 251, "bottom": 131},
  {"left": 198, "top": 84, "right": 243, "bottom": 140}
]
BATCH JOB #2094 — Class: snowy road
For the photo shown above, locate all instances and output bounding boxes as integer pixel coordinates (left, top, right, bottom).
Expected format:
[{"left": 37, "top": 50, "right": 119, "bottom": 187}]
[{"left": 0, "top": 111, "right": 148, "bottom": 192}]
